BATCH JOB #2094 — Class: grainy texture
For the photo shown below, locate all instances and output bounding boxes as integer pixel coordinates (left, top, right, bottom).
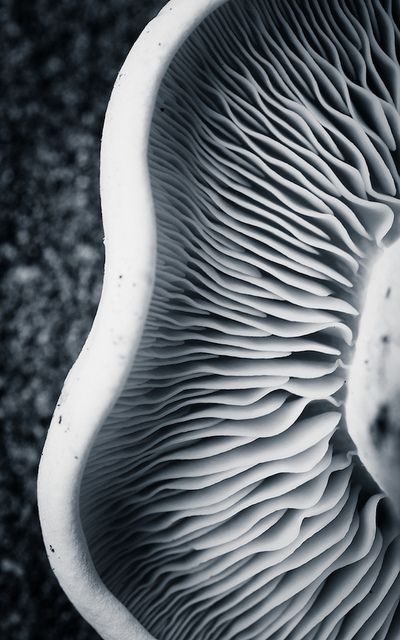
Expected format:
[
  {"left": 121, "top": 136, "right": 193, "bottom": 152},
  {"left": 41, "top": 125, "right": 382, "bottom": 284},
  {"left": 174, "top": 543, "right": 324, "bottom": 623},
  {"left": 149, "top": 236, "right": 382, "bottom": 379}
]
[{"left": 0, "top": 1, "right": 165, "bottom": 638}]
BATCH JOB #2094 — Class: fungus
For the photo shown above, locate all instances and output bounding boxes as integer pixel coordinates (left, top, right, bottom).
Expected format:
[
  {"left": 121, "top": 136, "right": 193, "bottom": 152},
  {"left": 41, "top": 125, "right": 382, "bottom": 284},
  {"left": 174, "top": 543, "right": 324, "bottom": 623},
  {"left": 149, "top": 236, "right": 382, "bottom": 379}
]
[{"left": 38, "top": 0, "right": 400, "bottom": 639}]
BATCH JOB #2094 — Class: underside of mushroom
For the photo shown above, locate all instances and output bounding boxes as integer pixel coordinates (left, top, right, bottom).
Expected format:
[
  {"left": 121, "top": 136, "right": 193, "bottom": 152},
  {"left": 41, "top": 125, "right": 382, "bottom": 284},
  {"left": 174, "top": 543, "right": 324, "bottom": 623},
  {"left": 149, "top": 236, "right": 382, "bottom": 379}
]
[{"left": 80, "top": 0, "right": 400, "bottom": 638}]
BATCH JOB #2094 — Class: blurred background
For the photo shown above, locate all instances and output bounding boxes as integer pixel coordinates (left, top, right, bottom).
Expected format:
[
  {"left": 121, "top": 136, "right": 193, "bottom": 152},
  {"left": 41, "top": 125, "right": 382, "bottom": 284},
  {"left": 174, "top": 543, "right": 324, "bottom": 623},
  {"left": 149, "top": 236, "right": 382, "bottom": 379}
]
[{"left": 0, "top": 1, "right": 165, "bottom": 637}]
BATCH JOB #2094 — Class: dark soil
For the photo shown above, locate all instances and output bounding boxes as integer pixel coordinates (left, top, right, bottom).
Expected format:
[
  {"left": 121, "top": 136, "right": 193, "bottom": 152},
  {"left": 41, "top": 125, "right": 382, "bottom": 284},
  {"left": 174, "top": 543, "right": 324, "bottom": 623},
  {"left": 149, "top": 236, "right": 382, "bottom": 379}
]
[{"left": 0, "top": 1, "right": 165, "bottom": 638}]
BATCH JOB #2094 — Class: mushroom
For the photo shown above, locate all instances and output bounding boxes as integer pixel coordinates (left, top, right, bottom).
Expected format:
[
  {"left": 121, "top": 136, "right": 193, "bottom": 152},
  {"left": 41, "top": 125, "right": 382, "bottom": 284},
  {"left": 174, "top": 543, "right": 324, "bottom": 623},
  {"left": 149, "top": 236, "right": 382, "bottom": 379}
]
[{"left": 38, "top": 0, "right": 400, "bottom": 638}]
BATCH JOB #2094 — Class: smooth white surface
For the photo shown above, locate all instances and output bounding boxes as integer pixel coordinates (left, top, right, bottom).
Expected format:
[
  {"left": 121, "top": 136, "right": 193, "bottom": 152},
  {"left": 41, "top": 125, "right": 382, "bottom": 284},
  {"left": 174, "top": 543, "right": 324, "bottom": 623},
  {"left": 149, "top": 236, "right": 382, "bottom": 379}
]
[
  {"left": 347, "top": 238, "right": 400, "bottom": 517},
  {"left": 37, "top": 0, "right": 228, "bottom": 638}
]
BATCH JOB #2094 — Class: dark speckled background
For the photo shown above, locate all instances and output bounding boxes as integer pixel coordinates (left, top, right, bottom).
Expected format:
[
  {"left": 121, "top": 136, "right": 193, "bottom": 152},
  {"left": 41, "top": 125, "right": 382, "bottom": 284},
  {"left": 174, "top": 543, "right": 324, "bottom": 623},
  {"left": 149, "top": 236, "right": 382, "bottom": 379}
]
[{"left": 1, "top": 1, "right": 165, "bottom": 637}]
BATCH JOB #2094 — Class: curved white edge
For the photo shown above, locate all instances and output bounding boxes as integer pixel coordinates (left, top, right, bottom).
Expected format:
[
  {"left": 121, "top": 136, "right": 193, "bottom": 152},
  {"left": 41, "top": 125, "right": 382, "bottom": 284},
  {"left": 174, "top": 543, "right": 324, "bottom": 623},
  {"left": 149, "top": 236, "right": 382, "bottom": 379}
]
[{"left": 37, "top": 1, "right": 228, "bottom": 639}]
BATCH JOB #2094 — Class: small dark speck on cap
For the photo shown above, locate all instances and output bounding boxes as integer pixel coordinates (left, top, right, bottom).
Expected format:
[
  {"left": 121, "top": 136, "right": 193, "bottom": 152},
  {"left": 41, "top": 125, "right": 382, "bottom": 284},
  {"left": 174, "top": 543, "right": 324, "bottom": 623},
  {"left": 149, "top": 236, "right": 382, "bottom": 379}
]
[
  {"left": 385, "top": 287, "right": 391, "bottom": 299},
  {"left": 49, "top": 545, "right": 55, "bottom": 553},
  {"left": 58, "top": 416, "right": 62, "bottom": 424},
  {"left": 381, "top": 335, "right": 390, "bottom": 344}
]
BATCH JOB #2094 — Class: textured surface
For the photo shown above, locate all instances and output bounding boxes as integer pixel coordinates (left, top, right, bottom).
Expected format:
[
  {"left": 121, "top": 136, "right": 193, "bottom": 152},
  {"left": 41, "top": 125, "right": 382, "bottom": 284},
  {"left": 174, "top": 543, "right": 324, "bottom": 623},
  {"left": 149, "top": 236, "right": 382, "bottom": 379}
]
[
  {"left": 81, "top": 0, "right": 400, "bottom": 639},
  {"left": 0, "top": 1, "right": 164, "bottom": 638}
]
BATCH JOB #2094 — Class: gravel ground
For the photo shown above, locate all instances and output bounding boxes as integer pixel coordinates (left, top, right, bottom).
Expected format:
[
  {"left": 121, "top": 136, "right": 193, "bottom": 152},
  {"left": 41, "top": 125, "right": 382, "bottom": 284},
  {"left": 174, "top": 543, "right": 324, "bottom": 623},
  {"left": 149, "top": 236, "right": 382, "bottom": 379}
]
[{"left": 1, "top": 1, "right": 165, "bottom": 637}]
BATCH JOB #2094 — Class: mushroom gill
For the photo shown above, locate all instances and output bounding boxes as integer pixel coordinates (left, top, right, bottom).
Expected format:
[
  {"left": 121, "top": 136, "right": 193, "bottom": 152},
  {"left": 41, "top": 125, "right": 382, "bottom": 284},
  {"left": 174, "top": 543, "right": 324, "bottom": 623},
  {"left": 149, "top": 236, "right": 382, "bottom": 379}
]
[{"left": 79, "top": 0, "right": 400, "bottom": 638}]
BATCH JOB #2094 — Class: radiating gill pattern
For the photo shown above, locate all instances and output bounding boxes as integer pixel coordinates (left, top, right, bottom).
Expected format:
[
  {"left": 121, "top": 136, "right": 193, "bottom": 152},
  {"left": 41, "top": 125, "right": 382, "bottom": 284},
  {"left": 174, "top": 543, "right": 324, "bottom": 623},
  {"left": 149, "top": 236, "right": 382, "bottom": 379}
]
[{"left": 81, "top": 0, "right": 400, "bottom": 638}]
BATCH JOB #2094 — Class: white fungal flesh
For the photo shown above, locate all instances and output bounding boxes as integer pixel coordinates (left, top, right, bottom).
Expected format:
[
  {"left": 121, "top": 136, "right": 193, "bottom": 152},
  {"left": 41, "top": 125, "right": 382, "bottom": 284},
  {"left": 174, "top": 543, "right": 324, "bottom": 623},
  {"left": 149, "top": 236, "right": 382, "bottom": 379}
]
[
  {"left": 347, "top": 236, "right": 400, "bottom": 514},
  {"left": 81, "top": 0, "right": 400, "bottom": 638}
]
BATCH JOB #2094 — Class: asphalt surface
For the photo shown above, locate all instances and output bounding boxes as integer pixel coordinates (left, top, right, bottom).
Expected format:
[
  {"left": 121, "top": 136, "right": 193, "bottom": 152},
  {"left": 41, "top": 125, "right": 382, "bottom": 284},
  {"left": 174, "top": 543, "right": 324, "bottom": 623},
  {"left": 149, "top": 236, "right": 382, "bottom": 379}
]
[{"left": 1, "top": 1, "right": 165, "bottom": 637}]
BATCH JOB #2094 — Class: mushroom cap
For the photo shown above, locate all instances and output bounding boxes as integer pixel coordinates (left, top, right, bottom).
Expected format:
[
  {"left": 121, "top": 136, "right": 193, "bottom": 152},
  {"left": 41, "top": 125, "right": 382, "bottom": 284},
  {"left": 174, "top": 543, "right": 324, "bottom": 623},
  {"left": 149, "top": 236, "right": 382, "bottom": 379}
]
[{"left": 38, "top": 0, "right": 400, "bottom": 638}]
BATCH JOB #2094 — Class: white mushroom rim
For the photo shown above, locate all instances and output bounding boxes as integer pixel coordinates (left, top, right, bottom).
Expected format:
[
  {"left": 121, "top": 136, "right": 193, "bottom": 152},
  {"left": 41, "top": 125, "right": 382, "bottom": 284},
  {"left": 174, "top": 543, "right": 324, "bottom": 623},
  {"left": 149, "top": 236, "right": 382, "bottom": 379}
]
[
  {"left": 37, "top": 2, "right": 226, "bottom": 639},
  {"left": 38, "top": 1, "right": 400, "bottom": 639}
]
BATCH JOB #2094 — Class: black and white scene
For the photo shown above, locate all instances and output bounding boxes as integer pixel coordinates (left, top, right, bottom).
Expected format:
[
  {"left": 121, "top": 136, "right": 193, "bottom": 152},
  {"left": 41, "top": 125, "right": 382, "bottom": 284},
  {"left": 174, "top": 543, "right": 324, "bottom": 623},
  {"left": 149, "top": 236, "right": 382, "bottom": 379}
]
[{"left": 2, "top": 1, "right": 400, "bottom": 639}]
